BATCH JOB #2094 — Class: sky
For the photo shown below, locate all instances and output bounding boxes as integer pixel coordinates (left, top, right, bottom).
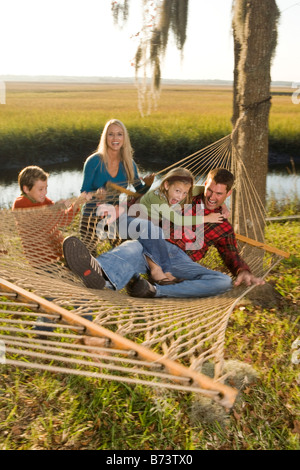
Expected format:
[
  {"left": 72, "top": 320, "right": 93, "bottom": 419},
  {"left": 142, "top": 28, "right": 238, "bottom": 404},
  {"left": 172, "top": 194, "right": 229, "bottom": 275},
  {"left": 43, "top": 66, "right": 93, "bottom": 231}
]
[{"left": 1, "top": 0, "right": 300, "bottom": 83}]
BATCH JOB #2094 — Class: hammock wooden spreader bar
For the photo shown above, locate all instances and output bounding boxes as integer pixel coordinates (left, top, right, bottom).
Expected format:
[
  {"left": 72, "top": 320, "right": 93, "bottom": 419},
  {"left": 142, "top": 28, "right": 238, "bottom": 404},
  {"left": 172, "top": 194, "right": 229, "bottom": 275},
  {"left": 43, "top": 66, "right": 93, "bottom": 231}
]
[
  {"left": 0, "top": 277, "right": 238, "bottom": 408},
  {"left": 106, "top": 181, "right": 143, "bottom": 199},
  {"left": 235, "top": 234, "right": 290, "bottom": 259}
]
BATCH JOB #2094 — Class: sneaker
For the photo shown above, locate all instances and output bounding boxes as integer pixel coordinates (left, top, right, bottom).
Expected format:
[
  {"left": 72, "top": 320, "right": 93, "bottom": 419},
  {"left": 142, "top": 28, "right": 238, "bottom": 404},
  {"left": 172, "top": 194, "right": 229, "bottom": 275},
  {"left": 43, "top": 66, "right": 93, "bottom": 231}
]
[
  {"left": 148, "top": 276, "right": 183, "bottom": 285},
  {"left": 34, "top": 316, "right": 55, "bottom": 332},
  {"left": 63, "top": 236, "right": 105, "bottom": 290},
  {"left": 126, "top": 276, "right": 156, "bottom": 298}
]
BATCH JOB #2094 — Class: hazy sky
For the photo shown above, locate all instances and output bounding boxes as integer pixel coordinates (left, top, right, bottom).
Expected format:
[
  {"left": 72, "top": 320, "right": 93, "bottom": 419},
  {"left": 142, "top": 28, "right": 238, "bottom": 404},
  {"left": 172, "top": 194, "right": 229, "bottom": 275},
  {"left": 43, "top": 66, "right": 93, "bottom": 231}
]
[{"left": 1, "top": 0, "right": 299, "bottom": 82}]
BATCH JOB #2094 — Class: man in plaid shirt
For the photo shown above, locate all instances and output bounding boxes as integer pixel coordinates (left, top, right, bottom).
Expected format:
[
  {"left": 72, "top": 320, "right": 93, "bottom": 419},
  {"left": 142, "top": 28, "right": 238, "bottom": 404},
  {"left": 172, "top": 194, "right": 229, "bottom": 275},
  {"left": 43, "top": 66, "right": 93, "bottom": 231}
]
[
  {"left": 63, "top": 168, "right": 264, "bottom": 298},
  {"left": 167, "top": 172, "right": 251, "bottom": 281}
]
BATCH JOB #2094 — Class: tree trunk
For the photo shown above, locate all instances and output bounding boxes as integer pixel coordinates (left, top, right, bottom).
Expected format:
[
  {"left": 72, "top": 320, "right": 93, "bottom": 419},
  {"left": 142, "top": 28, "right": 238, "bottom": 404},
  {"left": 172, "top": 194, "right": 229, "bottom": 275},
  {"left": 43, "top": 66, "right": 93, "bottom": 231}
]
[
  {"left": 231, "top": 0, "right": 280, "bottom": 241},
  {"left": 232, "top": 27, "right": 241, "bottom": 128}
]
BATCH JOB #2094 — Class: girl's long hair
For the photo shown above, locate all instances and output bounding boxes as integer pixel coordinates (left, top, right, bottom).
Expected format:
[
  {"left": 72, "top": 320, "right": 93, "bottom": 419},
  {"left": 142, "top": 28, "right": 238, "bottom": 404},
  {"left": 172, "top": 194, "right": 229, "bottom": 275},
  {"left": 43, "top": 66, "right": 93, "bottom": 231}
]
[
  {"left": 97, "top": 119, "right": 135, "bottom": 183},
  {"left": 159, "top": 167, "right": 194, "bottom": 205}
]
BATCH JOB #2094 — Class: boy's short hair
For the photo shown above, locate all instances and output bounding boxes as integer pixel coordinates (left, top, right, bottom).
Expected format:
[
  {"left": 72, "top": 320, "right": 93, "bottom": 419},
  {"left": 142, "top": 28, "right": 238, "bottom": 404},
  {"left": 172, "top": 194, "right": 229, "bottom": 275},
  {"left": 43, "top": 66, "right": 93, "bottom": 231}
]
[
  {"left": 18, "top": 166, "right": 49, "bottom": 192},
  {"left": 207, "top": 168, "right": 235, "bottom": 192}
]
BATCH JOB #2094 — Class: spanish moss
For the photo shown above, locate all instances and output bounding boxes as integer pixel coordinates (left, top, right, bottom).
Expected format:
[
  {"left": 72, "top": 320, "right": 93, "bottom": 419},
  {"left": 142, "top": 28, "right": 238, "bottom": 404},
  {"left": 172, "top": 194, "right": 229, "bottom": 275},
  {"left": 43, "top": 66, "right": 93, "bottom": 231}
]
[
  {"left": 112, "top": 0, "right": 189, "bottom": 115},
  {"left": 111, "top": 0, "right": 129, "bottom": 27}
]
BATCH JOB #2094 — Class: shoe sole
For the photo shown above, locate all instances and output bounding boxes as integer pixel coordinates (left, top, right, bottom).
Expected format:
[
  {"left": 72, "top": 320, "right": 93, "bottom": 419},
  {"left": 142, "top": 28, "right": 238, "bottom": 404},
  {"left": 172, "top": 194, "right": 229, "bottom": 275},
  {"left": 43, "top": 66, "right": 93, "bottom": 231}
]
[
  {"left": 63, "top": 236, "right": 105, "bottom": 290},
  {"left": 126, "top": 276, "right": 156, "bottom": 298},
  {"left": 148, "top": 277, "right": 180, "bottom": 285}
]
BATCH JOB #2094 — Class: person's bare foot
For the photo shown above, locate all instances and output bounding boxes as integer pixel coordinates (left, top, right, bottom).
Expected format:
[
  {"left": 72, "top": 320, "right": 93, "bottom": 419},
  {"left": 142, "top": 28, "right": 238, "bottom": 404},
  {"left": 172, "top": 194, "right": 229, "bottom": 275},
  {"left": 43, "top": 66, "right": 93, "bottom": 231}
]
[
  {"left": 146, "top": 257, "right": 182, "bottom": 284},
  {"left": 149, "top": 266, "right": 167, "bottom": 282},
  {"left": 79, "top": 336, "right": 110, "bottom": 360},
  {"left": 165, "top": 272, "right": 177, "bottom": 282}
]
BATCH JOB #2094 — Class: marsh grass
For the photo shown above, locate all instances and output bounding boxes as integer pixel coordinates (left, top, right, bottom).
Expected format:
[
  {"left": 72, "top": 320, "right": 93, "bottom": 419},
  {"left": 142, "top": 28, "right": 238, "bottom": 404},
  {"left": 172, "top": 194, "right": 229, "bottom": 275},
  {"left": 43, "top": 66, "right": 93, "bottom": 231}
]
[{"left": 1, "top": 83, "right": 299, "bottom": 170}]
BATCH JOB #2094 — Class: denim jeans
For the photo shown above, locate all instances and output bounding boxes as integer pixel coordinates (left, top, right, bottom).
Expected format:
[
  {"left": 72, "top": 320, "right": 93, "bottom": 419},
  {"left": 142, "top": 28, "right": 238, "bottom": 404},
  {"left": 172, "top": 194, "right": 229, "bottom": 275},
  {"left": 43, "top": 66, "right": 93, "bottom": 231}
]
[
  {"left": 120, "top": 214, "right": 172, "bottom": 273},
  {"left": 97, "top": 240, "right": 232, "bottom": 298}
]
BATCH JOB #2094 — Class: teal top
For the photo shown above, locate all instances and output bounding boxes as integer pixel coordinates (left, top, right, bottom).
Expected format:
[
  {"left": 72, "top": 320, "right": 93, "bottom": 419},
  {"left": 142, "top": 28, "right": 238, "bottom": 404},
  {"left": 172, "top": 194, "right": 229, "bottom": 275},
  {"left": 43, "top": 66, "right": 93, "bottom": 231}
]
[
  {"left": 80, "top": 153, "right": 148, "bottom": 216},
  {"left": 139, "top": 189, "right": 203, "bottom": 226},
  {"left": 81, "top": 153, "right": 146, "bottom": 193}
]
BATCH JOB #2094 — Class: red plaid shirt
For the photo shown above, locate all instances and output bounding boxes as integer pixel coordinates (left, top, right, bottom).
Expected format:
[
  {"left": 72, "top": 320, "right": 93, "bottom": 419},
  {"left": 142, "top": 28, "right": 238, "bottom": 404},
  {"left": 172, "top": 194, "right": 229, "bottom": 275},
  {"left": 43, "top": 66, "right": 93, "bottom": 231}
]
[{"left": 166, "top": 194, "right": 250, "bottom": 276}]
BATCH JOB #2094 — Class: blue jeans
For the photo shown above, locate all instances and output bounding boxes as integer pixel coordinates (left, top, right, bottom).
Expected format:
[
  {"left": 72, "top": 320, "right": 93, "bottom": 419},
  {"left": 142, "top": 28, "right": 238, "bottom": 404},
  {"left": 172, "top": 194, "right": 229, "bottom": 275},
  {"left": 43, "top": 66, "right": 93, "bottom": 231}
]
[
  {"left": 120, "top": 215, "right": 172, "bottom": 273},
  {"left": 97, "top": 240, "right": 232, "bottom": 298}
]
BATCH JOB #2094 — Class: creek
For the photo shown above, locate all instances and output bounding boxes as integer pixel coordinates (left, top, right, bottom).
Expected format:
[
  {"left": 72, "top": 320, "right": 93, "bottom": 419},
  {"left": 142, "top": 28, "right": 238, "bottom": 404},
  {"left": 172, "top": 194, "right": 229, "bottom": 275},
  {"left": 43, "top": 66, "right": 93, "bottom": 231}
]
[{"left": 0, "top": 161, "right": 299, "bottom": 209}]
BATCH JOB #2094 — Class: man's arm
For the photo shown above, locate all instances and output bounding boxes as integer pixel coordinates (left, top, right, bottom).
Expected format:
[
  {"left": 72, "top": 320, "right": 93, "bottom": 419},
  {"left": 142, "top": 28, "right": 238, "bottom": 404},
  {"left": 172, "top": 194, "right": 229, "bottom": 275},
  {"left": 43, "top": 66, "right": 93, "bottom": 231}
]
[
  {"left": 214, "top": 231, "right": 264, "bottom": 287},
  {"left": 234, "top": 270, "right": 265, "bottom": 287}
]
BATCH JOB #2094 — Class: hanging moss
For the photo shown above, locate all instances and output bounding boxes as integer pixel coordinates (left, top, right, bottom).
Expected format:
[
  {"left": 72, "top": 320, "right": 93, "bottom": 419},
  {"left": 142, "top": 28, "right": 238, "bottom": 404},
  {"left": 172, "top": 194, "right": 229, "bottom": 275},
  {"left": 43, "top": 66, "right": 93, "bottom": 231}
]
[
  {"left": 111, "top": 0, "right": 129, "bottom": 26},
  {"left": 150, "top": 29, "right": 162, "bottom": 64},
  {"left": 112, "top": 0, "right": 189, "bottom": 115},
  {"left": 152, "top": 58, "right": 161, "bottom": 93},
  {"left": 135, "top": 45, "right": 143, "bottom": 73},
  {"left": 170, "top": 0, "right": 188, "bottom": 51}
]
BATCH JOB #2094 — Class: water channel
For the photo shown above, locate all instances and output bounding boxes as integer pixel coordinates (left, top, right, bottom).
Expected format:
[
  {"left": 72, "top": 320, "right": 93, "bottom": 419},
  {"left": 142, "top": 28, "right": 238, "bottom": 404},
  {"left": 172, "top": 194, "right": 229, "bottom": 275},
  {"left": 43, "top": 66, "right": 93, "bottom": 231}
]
[{"left": 0, "top": 161, "right": 299, "bottom": 209}]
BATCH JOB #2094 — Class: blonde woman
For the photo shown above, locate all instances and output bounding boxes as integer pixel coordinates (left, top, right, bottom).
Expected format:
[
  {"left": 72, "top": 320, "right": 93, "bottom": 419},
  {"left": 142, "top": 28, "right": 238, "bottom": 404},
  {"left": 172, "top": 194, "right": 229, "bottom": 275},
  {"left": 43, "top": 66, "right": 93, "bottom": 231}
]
[{"left": 80, "top": 119, "right": 154, "bottom": 252}]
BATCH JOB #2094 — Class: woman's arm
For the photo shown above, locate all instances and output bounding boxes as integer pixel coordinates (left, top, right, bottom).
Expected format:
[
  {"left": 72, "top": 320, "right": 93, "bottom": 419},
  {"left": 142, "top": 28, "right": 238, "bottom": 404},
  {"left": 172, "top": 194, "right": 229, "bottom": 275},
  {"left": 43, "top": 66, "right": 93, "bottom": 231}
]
[{"left": 80, "top": 154, "right": 104, "bottom": 193}]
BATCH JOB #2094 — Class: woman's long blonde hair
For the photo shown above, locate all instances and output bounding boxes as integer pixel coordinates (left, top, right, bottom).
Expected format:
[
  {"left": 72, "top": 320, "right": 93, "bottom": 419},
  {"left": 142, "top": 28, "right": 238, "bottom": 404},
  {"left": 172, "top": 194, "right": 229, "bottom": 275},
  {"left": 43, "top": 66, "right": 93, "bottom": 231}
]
[
  {"left": 159, "top": 167, "right": 194, "bottom": 205},
  {"left": 97, "top": 119, "right": 135, "bottom": 183}
]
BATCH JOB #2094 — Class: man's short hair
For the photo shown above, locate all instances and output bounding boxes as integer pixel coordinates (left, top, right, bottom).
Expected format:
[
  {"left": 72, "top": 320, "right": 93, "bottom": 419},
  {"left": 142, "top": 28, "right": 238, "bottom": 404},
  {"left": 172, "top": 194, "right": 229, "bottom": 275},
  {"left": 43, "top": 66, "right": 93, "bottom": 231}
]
[
  {"left": 18, "top": 166, "right": 49, "bottom": 192},
  {"left": 207, "top": 168, "right": 235, "bottom": 192}
]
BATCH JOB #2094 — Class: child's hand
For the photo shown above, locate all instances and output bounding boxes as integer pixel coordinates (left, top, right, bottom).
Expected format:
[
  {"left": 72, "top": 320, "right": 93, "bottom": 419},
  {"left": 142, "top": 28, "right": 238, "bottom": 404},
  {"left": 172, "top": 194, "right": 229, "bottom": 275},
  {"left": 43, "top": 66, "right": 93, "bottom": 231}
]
[
  {"left": 55, "top": 199, "right": 69, "bottom": 208},
  {"left": 74, "top": 192, "right": 92, "bottom": 208},
  {"left": 96, "top": 188, "right": 106, "bottom": 201},
  {"left": 205, "top": 212, "right": 224, "bottom": 224},
  {"left": 221, "top": 203, "right": 230, "bottom": 219},
  {"left": 82, "top": 191, "right": 93, "bottom": 202},
  {"left": 56, "top": 198, "right": 75, "bottom": 209}
]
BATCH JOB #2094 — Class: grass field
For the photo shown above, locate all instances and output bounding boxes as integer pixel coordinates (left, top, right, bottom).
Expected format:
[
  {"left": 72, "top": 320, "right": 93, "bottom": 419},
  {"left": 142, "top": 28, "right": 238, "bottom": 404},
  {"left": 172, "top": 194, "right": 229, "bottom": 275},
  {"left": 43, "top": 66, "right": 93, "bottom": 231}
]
[{"left": 1, "top": 82, "right": 300, "bottom": 171}]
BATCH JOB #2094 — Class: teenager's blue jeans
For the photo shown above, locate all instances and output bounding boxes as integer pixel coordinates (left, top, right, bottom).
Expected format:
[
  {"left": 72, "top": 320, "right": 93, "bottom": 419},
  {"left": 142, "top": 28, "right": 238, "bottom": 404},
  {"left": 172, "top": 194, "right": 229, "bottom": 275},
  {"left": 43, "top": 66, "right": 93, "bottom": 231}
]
[
  {"left": 121, "top": 215, "right": 172, "bottom": 273},
  {"left": 97, "top": 240, "right": 232, "bottom": 298},
  {"left": 97, "top": 214, "right": 173, "bottom": 273}
]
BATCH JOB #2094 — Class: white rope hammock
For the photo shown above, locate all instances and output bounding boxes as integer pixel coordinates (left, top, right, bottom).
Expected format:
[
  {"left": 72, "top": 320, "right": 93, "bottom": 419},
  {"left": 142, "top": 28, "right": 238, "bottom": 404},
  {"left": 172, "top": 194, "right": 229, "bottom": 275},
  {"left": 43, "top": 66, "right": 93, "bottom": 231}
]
[{"left": 0, "top": 133, "right": 289, "bottom": 409}]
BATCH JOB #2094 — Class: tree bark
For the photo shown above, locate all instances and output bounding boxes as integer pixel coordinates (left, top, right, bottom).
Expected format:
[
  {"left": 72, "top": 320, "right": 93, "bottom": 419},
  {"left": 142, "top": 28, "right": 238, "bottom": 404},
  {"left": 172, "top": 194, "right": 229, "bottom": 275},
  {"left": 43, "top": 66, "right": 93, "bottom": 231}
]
[{"left": 231, "top": 0, "right": 280, "bottom": 241}]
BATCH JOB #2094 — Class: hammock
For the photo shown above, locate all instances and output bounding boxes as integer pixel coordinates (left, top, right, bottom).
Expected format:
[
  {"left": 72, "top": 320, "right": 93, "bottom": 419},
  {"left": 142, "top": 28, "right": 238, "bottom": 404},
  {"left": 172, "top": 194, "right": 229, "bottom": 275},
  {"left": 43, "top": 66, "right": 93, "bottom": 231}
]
[{"left": 0, "top": 134, "right": 289, "bottom": 409}]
